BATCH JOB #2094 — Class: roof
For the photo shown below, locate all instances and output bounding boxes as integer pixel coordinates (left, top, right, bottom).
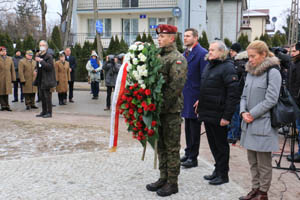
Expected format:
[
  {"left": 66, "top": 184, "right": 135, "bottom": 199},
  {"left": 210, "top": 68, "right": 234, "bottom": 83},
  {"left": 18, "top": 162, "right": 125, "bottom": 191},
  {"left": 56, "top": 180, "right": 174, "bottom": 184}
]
[{"left": 243, "top": 9, "right": 269, "bottom": 17}]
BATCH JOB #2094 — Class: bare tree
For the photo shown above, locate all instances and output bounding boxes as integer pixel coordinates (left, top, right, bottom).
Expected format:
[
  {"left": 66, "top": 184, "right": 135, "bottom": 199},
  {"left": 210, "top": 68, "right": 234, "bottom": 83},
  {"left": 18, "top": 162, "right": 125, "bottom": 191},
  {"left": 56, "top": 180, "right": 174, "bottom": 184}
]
[
  {"left": 38, "top": 0, "right": 47, "bottom": 40},
  {"left": 0, "top": 0, "right": 14, "bottom": 12},
  {"left": 58, "top": 0, "right": 70, "bottom": 41},
  {"left": 63, "top": 0, "right": 73, "bottom": 48}
]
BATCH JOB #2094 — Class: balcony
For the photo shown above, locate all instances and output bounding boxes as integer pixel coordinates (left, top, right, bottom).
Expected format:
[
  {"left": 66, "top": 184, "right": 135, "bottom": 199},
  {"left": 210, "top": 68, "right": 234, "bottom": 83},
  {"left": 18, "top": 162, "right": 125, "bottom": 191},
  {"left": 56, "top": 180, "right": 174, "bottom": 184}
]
[{"left": 77, "top": 0, "right": 178, "bottom": 10}]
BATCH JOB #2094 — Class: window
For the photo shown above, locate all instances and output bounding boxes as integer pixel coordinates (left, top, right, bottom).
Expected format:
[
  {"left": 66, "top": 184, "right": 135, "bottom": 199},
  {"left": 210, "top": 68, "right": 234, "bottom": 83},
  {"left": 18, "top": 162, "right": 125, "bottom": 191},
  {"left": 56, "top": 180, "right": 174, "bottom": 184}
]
[
  {"left": 148, "top": 17, "right": 175, "bottom": 37},
  {"left": 122, "top": 0, "right": 139, "bottom": 8},
  {"left": 87, "top": 18, "right": 112, "bottom": 38}
]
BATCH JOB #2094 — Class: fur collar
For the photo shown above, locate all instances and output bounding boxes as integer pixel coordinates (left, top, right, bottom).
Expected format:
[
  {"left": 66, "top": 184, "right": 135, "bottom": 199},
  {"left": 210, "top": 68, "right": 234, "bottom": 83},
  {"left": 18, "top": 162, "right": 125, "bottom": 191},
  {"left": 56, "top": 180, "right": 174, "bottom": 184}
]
[
  {"left": 235, "top": 51, "right": 248, "bottom": 60},
  {"left": 245, "top": 56, "right": 280, "bottom": 76}
]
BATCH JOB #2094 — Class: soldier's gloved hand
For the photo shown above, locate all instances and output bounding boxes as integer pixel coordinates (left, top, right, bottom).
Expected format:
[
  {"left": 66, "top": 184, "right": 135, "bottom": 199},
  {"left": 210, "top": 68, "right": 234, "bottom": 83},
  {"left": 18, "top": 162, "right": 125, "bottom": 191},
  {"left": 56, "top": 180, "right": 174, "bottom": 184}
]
[
  {"left": 57, "top": 81, "right": 59, "bottom": 85},
  {"left": 21, "top": 82, "right": 25, "bottom": 85}
]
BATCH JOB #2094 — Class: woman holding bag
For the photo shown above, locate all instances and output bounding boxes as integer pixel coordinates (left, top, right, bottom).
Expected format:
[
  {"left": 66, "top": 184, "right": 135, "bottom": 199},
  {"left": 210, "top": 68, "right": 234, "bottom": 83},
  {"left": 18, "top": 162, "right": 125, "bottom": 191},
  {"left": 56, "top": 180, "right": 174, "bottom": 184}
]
[{"left": 239, "top": 40, "right": 282, "bottom": 200}]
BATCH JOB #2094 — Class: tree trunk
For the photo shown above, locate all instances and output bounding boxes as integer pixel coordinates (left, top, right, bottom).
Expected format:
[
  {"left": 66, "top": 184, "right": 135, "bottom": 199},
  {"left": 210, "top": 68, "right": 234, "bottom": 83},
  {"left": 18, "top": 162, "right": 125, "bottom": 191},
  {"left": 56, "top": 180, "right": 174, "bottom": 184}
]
[
  {"left": 63, "top": 0, "right": 73, "bottom": 49},
  {"left": 40, "top": 0, "right": 47, "bottom": 40},
  {"left": 93, "top": 0, "right": 103, "bottom": 60},
  {"left": 60, "top": 0, "right": 69, "bottom": 42}
]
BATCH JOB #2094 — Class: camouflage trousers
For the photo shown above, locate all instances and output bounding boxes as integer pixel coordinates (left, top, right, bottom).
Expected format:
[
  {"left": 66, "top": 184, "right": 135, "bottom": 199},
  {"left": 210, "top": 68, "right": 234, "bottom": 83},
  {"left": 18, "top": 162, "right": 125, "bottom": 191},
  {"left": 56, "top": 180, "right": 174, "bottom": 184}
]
[
  {"left": 24, "top": 93, "right": 36, "bottom": 107},
  {"left": 158, "top": 113, "right": 182, "bottom": 184}
]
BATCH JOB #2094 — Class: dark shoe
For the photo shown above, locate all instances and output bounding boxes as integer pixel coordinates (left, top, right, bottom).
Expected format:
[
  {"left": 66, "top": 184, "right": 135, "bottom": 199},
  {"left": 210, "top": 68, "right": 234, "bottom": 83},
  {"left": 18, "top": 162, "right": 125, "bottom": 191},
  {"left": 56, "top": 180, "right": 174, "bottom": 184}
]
[
  {"left": 52, "top": 104, "right": 56, "bottom": 107},
  {"left": 146, "top": 179, "right": 167, "bottom": 192},
  {"left": 31, "top": 105, "right": 38, "bottom": 109},
  {"left": 287, "top": 153, "right": 300, "bottom": 163},
  {"left": 252, "top": 190, "right": 268, "bottom": 200},
  {"left": 104, "top": 107, "right": 110, "bottom": 111},
  {"left": 228, "top": 138, "right": 234, "bottom": 143},
  {"left": 42, "top": 113, "right": 52, "bottom": 118},
  {"left": 204, "top": 170, "right": 217, "bottom": 180},
  {"left": 180, "top": 155, "right": 188, "bottom": 163},
  {"left": 21, "top": 99, "right": 24, "bottom": 102},
  {"left": 26, "top": 106, "right": 30, "bottom": 110},
  {"left": 69, "top": 99, "right": 74, "bottom": 103},
  {"left": 239, "top": 188, "right": 259, "bottom": 200},
  {"left": 209, "top": 176, "right": 229, "bottom": 185},
  {"left": 12, "top": 100, "right": 18, "bottom": 102},
  {"left": 156, "top": 183, "right": 178, "bottom": 197},
  {"left": 5, "top": 107, "right": 12, "bottom": 111},
  {"left": 181, "top": 159, "right": 198, "bottom": 168},
  {"left": 36, "top": 112, "right": 46, "bottom": 117}
]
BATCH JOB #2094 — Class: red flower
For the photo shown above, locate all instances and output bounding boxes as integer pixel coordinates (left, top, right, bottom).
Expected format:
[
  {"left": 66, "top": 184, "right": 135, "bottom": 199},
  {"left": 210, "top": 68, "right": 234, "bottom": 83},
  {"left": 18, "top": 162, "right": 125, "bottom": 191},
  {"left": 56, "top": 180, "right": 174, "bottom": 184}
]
[
  {"left": 129, "top": 121, "right": 134, "bottom": 125},
  {"left": 139, "top": 115, "right": 143, "bottom": 121},
  {"left": 137, "top": 136, "right": 142, "bottom": 141},
  {"left": 144, "top": 127, "right": 149, "bottom": 132},
  {"left": 141, "top": 101, "right": 147, "bottom": 108},
  {"left": 136, "top": 121, "right": 143, "bottom": 128},
  {"left": 133, "top": 91, "right": 139, "bottom": 96},
  {"left": 151, "top": 121, "right": 157, "bottom": 127},
  {"left": 148, "top": 129, "right": 155, "bottom": 136},
  {"left": 134, "top": 83, "right": 138, "bottom": 88},
  {"left": 133, "top": 127, "right": 138, "bottom": 131},
  {"left": 124, "top": 89, "right": 130, "bottom": 94},
  {"left": 121, "top": 95, "right": 127, "bottom": 101},
  {"left": 145, "top": 89, "right": 151, "bottom": 96},
  {"left": 125, "top": 104, "right": 129, "bottom": 109},
  {"left": 120, "top": 110, "right": 124, "bottom": 114},
  {"left": 127, "top": 97, "right": 133, "bottom": 102},
  {"left": 131, "top": 115, "right": 136, "bottom": 120},
  {"left": 148, "top": 104, "right": 156, "bottom": 111},
  {"left": 138, "top": 108, "right": 143, "bottom": 113},
  {"left": 138, "top": 131, "right": 144, "bottom": 136},
  {"left": 138, "top": 88, "right": 144, "bottom": 94},
  {"left": 129, "top": 109, "right": 134, "bottom": 115},
  {"left": 129, "top": 86, "right": 134, "bottom": 90},
  {"left": 137, "top": 95, "right": 143, "bottom": 100}
]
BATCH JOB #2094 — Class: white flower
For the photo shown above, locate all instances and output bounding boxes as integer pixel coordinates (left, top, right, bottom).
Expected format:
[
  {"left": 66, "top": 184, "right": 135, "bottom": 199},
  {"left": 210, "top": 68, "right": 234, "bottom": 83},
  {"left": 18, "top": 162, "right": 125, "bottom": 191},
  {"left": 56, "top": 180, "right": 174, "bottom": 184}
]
[
  {"left": 138, "top": 79, "right": 144, "bottom": 84},
  {"left": 141, "top": 84, "right": 146, "bottom": 89},
  {"left": 138, "top": 44, "right": 144, "bottom": 51},
  {"left": 138, "top": 53, "right": 147, "bottom": 62},
  {"left": 130, "top": 44, "right": 137, "bottom": 51},
  {"left": 129, "top": 53, "right": 135, "bottom": 59},
  {"left": 140, "top": 69, "right": 148, "bottom": 77},
  {"left": 132, "top": 58, "right": 139, "bottom": 65},
  {"left": 137, "top": 64, "right": 146, "bottom": 72},
  {"left": 135, "top": 41, "right": 142, "bottom": 45},
  {"left": 126, "top": 64, "right": 132, "bottom": 72}
]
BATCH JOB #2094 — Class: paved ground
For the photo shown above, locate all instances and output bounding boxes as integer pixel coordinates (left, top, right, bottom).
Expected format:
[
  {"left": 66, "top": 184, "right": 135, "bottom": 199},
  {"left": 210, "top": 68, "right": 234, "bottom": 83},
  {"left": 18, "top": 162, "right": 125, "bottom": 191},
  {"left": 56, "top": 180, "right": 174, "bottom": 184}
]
[{"left": 0, "top": 85, "right": 300, "bottom": 200}]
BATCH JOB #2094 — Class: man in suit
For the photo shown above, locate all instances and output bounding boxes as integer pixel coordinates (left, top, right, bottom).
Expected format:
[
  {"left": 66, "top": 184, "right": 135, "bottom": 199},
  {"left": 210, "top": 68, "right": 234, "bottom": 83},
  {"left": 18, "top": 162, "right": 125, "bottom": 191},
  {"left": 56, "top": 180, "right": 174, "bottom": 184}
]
[
  {"left": 65, "top": 47, "right": 77, "bottom": 103},
  {"left": 181, "top": 28, "right": 208, "bottom": 168}
]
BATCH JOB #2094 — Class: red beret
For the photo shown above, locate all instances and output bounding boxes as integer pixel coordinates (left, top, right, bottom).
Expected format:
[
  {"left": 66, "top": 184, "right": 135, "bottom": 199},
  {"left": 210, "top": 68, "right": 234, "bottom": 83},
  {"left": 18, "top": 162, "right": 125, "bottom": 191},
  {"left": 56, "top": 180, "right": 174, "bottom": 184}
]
[
  {"left": 156, "top": 24, "right": 178, "bottom": 34},
  {"left": 0, "top": 46, "right": 6, "bottom": 51}
]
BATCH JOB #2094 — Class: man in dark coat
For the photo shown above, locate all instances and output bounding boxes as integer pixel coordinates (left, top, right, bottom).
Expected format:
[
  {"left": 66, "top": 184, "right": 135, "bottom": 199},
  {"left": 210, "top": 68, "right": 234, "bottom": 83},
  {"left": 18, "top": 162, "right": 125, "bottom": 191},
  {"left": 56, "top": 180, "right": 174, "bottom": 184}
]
[
  {"left": 65, "top": 47, "right": 76, "bottom": 103},
  {"left": 181, "top": 28, "right": 208, "bottom": 168},
  {"left": 12, "top": 50, "right": 24, "bottom": 102},
  {"left": 288, "top": 44, "right": 300, "bottom": 162},
  {"left": 195, "top": 40, "right": 239, "bottom": 185},
  {"left": 34, "top": 40, "right": 57, "bottom": 118}
]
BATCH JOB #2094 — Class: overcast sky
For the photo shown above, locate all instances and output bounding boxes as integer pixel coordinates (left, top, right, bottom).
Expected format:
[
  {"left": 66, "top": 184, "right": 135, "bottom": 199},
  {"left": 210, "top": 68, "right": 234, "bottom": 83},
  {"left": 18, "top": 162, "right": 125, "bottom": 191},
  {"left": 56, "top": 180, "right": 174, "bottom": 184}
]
[{"left": 45, "top": 0, "right": 291, "bottom": 31}]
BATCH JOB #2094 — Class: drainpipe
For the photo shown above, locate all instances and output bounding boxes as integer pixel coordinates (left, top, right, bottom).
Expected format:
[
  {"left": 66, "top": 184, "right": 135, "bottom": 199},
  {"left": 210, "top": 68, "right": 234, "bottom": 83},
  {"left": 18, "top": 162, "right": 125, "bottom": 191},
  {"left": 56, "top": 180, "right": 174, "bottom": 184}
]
[{"left": 188, "top": 0, "right": 191, "bottom": 28}]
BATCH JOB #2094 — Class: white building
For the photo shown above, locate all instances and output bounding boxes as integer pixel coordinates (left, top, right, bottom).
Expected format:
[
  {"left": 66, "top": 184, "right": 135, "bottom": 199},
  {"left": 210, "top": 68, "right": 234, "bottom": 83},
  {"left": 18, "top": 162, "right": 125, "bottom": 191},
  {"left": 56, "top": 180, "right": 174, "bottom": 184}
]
[{"left": 71, "top": 0, "right": 247, "bottom": 47}]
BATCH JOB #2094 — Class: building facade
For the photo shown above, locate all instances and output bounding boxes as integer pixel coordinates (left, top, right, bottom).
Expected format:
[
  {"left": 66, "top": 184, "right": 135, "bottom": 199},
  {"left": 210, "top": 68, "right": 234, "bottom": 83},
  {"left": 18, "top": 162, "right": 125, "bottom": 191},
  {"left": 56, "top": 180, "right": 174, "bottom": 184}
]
[{"left": 71, "top": 0, "right": 247, "bottom": 47}]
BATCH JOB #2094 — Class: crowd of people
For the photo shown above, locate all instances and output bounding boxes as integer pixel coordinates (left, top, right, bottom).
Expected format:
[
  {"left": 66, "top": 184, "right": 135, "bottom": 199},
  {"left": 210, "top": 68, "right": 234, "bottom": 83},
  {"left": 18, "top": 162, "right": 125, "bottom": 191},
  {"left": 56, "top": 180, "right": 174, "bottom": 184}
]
[
  {"left": 0, "top": 40, "right": 121, "bottom": 116},
  {"left": 1, "top": 24, "right": 300, "bottom": 199}
]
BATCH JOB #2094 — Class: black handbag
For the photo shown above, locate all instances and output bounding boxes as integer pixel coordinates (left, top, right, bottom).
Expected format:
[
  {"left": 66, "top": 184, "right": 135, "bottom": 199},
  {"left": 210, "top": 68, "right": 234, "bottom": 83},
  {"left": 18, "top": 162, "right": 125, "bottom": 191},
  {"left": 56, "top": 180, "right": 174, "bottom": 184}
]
[{"left": 267, "top": 67, "right": 300, "bottom": 128}]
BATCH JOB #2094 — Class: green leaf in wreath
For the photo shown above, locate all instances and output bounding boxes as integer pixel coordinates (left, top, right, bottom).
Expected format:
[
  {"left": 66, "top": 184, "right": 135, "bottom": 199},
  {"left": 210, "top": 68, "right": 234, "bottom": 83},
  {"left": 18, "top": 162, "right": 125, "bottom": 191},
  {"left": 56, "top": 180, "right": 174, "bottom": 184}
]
[{"left": 143, "top": 113, "right": 153, "bottom": 128}]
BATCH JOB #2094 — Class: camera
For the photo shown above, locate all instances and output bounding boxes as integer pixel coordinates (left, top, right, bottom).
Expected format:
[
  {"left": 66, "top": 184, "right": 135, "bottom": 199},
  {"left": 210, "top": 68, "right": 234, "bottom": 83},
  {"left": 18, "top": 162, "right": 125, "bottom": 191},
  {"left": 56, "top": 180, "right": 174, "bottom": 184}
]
[{"left": 270, "top": 47, "right": 291, "bottom": 70}]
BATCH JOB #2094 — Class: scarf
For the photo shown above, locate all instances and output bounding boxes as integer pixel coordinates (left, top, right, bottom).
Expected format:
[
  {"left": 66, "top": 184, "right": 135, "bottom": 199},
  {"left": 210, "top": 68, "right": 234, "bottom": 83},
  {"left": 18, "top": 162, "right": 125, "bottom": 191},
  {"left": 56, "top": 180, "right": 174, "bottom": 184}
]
[{"left": 90, "top": 58, "right": 99, "bottom": 70}]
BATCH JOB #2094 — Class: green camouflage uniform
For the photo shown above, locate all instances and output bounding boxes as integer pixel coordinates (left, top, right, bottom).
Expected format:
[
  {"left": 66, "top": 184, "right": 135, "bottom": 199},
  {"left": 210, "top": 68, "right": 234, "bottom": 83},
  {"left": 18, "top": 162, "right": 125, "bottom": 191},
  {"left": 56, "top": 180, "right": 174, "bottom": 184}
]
[{"left": 158, "top": 43, "right": 187, "bottom": 184}]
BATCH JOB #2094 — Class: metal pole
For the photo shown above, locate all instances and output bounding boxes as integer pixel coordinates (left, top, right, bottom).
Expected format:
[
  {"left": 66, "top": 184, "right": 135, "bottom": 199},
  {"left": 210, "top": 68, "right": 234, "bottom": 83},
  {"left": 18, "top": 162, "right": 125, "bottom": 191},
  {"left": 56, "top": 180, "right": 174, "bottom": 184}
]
[
  {"left": 93, "top": 0, "right": 104, "bottom": 61},
  {"left": 220, "top": 0, "right": 224, "bottom": 40}
]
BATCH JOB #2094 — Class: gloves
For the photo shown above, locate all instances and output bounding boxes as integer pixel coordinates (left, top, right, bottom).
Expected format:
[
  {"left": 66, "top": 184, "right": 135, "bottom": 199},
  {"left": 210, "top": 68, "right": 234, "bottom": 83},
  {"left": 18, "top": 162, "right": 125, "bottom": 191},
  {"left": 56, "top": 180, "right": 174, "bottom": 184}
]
[
  {"left": 21, "top": 82, "right": 25, "bottom": 85},
  {"left": 92, "top": 70, "right": 96, "bottom": 73},
  {"left": 57, "top": 81, "right": 59, "bottom": 85}
]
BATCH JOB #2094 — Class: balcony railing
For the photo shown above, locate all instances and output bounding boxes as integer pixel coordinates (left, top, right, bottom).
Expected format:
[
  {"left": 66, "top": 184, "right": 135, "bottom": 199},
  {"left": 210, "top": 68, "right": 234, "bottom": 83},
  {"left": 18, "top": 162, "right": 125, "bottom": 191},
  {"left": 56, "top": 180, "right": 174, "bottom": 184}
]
[
  {"left": 70, "top": 32, "right": 158, "bottom": 48},
  {"left": 77, "top": 0, "right": 178, "bottom": 10}
]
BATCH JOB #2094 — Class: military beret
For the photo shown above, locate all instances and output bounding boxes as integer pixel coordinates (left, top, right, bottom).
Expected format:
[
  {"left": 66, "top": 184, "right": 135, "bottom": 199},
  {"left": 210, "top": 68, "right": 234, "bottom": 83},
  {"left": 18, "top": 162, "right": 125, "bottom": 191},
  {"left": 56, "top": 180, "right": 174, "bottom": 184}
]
[
  {"left": 26, "top": 50, "right": 33, "bottom": 56},
  {"left": 156, "top": 24, "right": 178, "bottom": 34},
  {"left": 0, "top": 46, "right": 6, "bottom": 51}
]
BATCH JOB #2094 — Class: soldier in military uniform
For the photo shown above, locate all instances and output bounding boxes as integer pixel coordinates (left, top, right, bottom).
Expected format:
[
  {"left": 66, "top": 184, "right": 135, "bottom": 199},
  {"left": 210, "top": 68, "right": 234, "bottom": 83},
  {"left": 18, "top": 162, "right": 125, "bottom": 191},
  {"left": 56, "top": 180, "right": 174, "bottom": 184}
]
[
  {"left": 0, "top": 46, "right": 16, "bottom": 111},
  {"left": 146, "top": 24, "right": 187, "bottom": 197}
]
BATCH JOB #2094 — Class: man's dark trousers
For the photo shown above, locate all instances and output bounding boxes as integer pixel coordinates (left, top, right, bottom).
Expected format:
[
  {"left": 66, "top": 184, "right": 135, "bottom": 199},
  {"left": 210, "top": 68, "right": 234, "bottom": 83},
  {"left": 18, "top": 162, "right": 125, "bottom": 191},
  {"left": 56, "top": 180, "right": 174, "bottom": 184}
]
[
  {"left": 204, "top": 122, "right": 229, "bottom": 178},
  {"left": 184, "top": 118, "right": 201, "bottom": 160},
  {"left": 13, "top": 79, "right": 23, "bottom": 101},
  {"left": 69, "top": 81, "right": 74, "bottom": 100},
  {"left": 40, "top": 88, "right": 52, "bottom": 114}
]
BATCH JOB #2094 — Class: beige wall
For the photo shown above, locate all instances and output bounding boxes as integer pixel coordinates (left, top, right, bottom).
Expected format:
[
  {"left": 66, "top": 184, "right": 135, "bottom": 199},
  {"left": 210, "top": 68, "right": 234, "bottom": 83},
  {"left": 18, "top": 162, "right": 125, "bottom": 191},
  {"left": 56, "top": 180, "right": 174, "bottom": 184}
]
[{"left": 248, "top": 17, "right": 267, "bottom": 41}]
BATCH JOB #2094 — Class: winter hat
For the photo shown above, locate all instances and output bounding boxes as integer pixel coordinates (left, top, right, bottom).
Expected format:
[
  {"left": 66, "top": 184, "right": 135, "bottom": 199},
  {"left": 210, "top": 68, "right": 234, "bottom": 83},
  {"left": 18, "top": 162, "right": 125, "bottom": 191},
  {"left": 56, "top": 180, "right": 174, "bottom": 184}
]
[
  {"left": 91, "top": 51, "right": 98, "bottom": 57},
  {"left": 231, "top": 43, "right": 242, "bottom": 53}
]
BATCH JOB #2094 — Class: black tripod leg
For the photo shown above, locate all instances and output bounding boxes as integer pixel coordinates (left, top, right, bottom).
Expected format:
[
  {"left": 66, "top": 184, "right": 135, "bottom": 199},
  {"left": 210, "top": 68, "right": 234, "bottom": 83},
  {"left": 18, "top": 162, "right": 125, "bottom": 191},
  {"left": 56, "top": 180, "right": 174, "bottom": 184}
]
[{"left": 275, "top": 132, "right": 288, "bottom": 167}]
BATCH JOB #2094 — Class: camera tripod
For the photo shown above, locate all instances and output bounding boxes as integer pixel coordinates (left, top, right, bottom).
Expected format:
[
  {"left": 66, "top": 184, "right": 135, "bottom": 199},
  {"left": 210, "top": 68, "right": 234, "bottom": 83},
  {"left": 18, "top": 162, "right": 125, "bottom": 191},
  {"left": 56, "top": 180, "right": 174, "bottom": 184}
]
[{"left": 273, "top": 123, "right": 300, "bottom": 180}]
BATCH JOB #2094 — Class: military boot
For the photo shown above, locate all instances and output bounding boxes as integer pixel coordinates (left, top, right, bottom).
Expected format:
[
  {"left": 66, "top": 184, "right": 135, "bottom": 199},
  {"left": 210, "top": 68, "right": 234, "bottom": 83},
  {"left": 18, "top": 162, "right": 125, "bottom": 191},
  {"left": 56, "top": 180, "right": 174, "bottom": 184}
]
[
  {"left": 146, "top": 179, "right": 167, "bottom": 192},
  {"left": 251, "top": 190, "right": 268, "bottom": 200},
  {"left": 239, "top": 188, "right": 259, "bottom": 200},
  {"left": 156, "top": 183, "right": 178, "bottom": 197}
]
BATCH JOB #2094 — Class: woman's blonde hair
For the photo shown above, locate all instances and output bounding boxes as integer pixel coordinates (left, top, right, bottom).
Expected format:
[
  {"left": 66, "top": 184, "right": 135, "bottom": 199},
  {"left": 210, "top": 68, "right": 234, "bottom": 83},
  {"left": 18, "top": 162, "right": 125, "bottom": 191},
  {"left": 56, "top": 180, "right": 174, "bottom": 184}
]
[{"left": 246, "top": 40, "right": 274, "bottom": 57}]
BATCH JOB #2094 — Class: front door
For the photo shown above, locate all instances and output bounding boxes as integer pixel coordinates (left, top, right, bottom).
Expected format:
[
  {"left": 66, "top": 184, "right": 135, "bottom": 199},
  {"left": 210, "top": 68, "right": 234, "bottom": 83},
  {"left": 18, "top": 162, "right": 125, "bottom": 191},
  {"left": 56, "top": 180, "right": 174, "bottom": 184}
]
[{"left": 122, "top": 18, "right": 139, "bottom": 45}]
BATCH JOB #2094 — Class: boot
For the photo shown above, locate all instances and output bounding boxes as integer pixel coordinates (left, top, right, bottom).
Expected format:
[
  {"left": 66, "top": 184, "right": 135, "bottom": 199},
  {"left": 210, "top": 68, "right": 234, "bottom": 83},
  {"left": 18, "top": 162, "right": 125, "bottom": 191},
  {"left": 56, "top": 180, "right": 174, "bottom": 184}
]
[
  {"left": 156, "top": 183, "right": 178, "bottom": 197},
  {"left": 146, "top": 179, "right": 167, "bottom": 192},
  {"left": 239, "top": 188, "right": 259, "bottom": 200},
  {"left": 209, "top": 175, "right": 229, "bottom": 185},
  {"left": 36, "top": 112, "right": 46, "bottom": 117},
  {"left": 204, "top": 169, "right": 217, "bottom": 180},
  {"left": 42, "top": 113, "right": 52, "bottom": 118},
  {"left": 252, "top": 190, "right": 268, "bottom": 200},
  {"left": 31, "top": 105, "right": 38, "bottom": 109}
]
